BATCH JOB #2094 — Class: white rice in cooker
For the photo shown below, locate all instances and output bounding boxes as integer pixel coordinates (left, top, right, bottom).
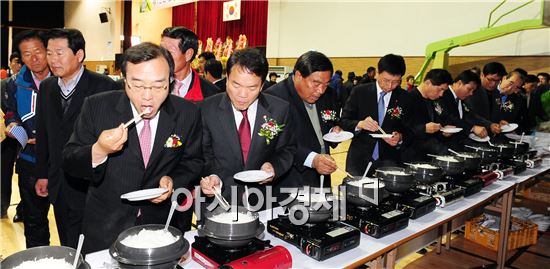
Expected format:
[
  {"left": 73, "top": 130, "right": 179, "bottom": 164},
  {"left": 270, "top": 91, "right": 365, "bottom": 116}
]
[
  {"left": 436, "top": 156, "right": 459, "bottom": 162},
  {"left": 383, "top": 170, "right": 409, "bottom": 176},
  {"left": 13, "top": 258, "right": 73, "bottom": 269},
  {"left": 121, "top": 229, "right": 179, "bottom": 248},
  {"left": 208, "top": 212, "right": 257, "bottom": 224},
  {"left": 413, "top": 164, "right": 438, "bottom": 169}
]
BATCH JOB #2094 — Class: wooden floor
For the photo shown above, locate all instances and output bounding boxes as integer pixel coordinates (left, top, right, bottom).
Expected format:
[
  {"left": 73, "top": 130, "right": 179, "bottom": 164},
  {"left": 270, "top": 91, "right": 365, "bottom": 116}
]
[{"left": 1, "top": 140, "right": 548, "bottom": 269}]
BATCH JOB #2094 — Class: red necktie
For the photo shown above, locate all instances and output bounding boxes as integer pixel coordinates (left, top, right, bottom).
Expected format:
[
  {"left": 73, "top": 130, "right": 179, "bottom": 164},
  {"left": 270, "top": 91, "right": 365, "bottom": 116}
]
[
  {"left": 238, "top": 110, "right": 251, "bottom": 165},
  {"left": 139, "top": 119, "right": 152, "bottom": 167}
]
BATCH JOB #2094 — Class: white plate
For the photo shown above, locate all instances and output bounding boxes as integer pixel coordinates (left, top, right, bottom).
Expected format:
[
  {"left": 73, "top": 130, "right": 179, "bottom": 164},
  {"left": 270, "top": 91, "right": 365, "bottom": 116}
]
[
  {"left": 121, "top": 188, "right": 168, "bottom": 201},
  {"left": 234, "top": 170, "right": 273, "bottom": 183},
  {"left": 322, "top": 131, "right": 354, "bottom": 143},
  {"left": 369, "top": 133, "right": 393, "bottom": 139},
  {"left": 440, "top": 127, "right": 463, "bottom": 133},
  {"left": 469, "top": 133, "right": 490, "bottom": 142},
  {"left": 500, "top": 123, "right": 518, "bottom": 133}
]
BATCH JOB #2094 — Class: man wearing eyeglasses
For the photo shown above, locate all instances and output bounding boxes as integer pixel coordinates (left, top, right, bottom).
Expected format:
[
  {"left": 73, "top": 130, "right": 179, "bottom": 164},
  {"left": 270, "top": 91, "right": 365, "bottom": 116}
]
[
  {"left": 340, "top": 54, "right": 407, "bottom": 176},
  {"left": 62, "top": 42, "right": 203, "bottom": 254},
  {"left": 265, "top": 51, "right": 341, "bottom": 190},
  {"left": 464, "top": 62, "right": 507, "bottom": 134}
]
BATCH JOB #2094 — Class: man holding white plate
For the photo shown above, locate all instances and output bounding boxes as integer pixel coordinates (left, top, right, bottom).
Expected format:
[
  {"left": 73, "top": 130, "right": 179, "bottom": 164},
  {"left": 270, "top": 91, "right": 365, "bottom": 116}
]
[
  {"left": 401, "top": 69, "right": 453, "bottom": 162},
  {"left": 200, "top": 48, "right": 295, "bottom": 208},
  {"left": 436, "top": 69, "right": 488, "bottom": 150},
  {"left": 63, "top": 43, "right": 204, "bottom": 253},
  {"left": 340, "top": 54, "right": 408, "bottom": 176}
]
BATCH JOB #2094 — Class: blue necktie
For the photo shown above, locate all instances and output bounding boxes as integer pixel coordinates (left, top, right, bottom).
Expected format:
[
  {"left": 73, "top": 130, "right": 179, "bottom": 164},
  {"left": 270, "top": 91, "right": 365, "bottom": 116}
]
[
  {"left": 501, "top": 94, "right": 507, "bottom": 105},
  {"left": 372, "top": 91, "right": 387, "bottom": 160}
]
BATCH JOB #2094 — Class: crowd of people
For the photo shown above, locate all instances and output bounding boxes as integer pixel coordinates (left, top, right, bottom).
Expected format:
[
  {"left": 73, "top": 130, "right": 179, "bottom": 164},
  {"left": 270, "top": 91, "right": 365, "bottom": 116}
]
[{"left": 1, "top": 25, "right": 549, "bottom": 254}]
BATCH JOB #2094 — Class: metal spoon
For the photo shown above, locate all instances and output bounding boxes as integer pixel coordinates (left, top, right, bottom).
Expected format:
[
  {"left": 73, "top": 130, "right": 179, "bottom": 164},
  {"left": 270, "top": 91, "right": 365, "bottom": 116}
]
[
  {"left": 361, "top": 162, "right": 373, "bottom": 180},
  {"left": 448, "top": 148, "right": 461, "bottom": 155},
  {"left": 164, "top": 201, "right": 178, "bottom": 230},
  {"left": 73, "top": 234, "right": 84, "bottom": 269}
]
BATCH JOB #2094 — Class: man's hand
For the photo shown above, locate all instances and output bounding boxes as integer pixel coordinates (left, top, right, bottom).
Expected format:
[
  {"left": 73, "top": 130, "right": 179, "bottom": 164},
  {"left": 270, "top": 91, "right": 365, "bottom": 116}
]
[
  {"left": 5, "top": 122, "right": 17, "bottom": 138},
  {"left": 357, "top": 117, "right": 380, "bottom": 132},
  {"left": 383, "top": 131, "right": 401, "bottom": 146},
  {"left": 259, "top": 162, "right": 275, "bottom": 184},
  {"left": 200, "top": 175, "right": 222, "bottom": 197},
  {"left": 35, "top": 178, "right": 48, "bottom": 197},
  {"left": 150, "top": 176, "right": 173, "bottom": 203},
  {"left": 27, "top": 138, "right": 36, "bottom": 145},
  {"left": 472, "top": 125, "right": 488, "bottom": 138},
  {"left": 499, "top": 120, "right": 509, "bottom": 126},
  {"left": 92, "top": 124, "right": 128, "bottom": 163},
  {"left": 425, "top": 122, "right": 441, "bottom": 134},
  {"left": 490, "top": 123, "right": 501, "bottom": 134},
  {"left": 331, "top": 125, "right": 343, "bottom": 134},
  {"left": 313, "top": 154, "right": 337, "bottom": 175}
]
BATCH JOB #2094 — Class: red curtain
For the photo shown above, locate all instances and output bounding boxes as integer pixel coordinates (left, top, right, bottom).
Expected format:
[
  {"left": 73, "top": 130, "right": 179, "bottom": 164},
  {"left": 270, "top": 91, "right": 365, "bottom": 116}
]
[
  {"left": 172, "top": 0, "right": 268, "bottom": 48},
  {"left": 172, "top": 2, "right": 195, "bottom": 31}
]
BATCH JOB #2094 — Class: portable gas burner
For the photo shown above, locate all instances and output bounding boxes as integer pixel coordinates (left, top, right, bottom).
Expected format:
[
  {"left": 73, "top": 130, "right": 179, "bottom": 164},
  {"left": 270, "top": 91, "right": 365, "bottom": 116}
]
[
  {"left": 266, "top": 217, "right": 360, "bottom": 261},
  {"left": 344, "top": 202, "right": 409, "bottom": 238},
  {"left": 191, "top": 236, "right": 292, "bottom": 269},
  {"left": 417, "top": 182, "right": 466, "bottom": 207}
]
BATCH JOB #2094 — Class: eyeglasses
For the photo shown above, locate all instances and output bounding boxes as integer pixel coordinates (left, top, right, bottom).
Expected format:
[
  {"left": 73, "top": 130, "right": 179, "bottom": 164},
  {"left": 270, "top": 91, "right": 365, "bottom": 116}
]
[{"left": 126, "top": 81, "right": 168, "bottom": 93}]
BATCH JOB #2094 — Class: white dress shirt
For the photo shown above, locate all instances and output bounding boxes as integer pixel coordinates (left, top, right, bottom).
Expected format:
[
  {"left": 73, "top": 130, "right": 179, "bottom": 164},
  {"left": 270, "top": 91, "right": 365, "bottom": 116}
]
[
  {"left": 173, "top": 69, "right": 193, "bottom": 97},
  {"left": 449, "top": 86, "right": 463, "bottom": 119},
  {"left": 231, "top": 99, "right": 258, "bottom": 139}
]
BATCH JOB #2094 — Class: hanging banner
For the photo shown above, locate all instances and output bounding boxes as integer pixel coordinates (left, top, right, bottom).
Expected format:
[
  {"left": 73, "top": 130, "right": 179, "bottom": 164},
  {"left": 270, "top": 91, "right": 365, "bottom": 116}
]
[
  {"left": 223, "top": 0, "right": 241, "bottom": 22},
  {"left": 140, "top": 0, "right": 195, "bottom": 13}
]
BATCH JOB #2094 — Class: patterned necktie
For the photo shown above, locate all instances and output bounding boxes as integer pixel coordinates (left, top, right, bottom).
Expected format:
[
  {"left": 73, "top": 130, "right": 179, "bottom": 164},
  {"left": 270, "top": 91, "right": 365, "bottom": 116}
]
[
  {"left": 238, "top": 110, "right": 251, "bottom": 165},
  {"left": 139, "top": 119, "right": 152, "bottom": 167},
  {"left": 372, "top": 91, "right": 387, "bottom": 160},
  {"left": 173, "top": 80, "right": 183, "bottom": 96}
]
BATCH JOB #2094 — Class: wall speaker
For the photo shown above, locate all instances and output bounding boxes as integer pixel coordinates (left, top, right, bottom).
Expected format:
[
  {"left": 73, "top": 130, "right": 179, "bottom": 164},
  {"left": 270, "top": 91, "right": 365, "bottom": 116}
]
[{"left": 99, "top": 12, "right": 108, "bottom": 23}]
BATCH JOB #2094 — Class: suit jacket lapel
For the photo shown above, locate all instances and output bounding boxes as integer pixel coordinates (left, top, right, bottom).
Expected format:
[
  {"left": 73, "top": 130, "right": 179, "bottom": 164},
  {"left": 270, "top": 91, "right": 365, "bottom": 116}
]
[
  {"left": 147, "top": 97, "right": 177, "bottom": 170},
  {"left": 61, "top": 70, "right": 89, "bottom": 127},
  {"left": 219, "top": 94, "right": 244, "bottom": 165},
  {"left": 246, "top": 94, "right": 270, "bottom": 170},
  {"left": 286, "top": 79, "right": 319, "bottom": 144},
  {"left": 115, "top": 94, "right": 142, "bottom": 166}
]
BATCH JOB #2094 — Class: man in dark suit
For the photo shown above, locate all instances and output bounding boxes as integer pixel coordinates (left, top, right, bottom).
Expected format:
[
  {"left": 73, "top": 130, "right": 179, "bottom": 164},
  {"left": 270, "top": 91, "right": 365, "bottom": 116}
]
[
  {"left": 437, "top": 70, "right": 488, "bottom": 150},
  {"left": 340, "top": 54, "right": 407, "bottom": 176},
  {"left": 200, "top": 48, "right": 295, "bottom": 208},
  {"left": 34, "top": 28, "right": 118, "bottom": 248},
  {"left": 464, "top": 62, "right": 507, "bottom": 134},
  {"left": 203, "top": 58, "right": 226, "bottom": 92},
  {"left": 160, "top": 27, "right": 220, "bottom": 102},
  {"left": 519, "top": 74, "right": 549, "bottom": 134},
  {"left": 487, "top": 71, "right": 524, "bottom": 133},
  {"left": 63, "top": 42, "right": 203, "bottom": 254},
  {"left": 401, "top": 69, "right": 453, "bottom": 162},
  {"left": 265, "top": 51, "right": 341, "bottom": 188}
]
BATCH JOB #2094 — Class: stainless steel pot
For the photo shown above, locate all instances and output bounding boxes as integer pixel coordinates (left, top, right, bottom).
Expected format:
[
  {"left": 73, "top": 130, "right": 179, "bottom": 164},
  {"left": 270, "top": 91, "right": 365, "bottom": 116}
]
[
  {"left": 343, "top": 176, "right": 387, "bottom": 206},
  {"left": 199, "top": 206, "right": 264, "bottom": 248},
  {"left": 375, "top": 167, "right": 415, "bottom": 193},
  {"left": 1, "top": 246, "right": 90, "bottom": 269},
  {"left": 286, "top": 188, "right": 334, "bottom": 223},
  {"left": 109, "top": 224, "right": 188, "bottom": 269},
  {"left": 404, "top": 162, "right": 443, "bottom": 184}
]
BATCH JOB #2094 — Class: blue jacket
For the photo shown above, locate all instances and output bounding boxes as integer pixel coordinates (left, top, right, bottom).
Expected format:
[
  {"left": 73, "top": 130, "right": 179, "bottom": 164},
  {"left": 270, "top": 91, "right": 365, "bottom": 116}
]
[{"left": 5, "top": 65, "right": 42, "bottom": 163}]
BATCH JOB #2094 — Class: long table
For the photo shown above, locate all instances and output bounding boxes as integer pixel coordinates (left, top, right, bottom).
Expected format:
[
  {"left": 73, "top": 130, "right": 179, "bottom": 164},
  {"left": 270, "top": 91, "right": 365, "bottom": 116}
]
[{"left": 86, "top": 165, "right": 550, "bottom": 269}]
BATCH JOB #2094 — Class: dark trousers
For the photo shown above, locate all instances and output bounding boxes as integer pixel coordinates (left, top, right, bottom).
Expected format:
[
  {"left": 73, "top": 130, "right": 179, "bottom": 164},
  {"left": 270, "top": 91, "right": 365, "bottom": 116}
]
[
  {"left": 1, "top": 138, "right": 18, "bottom": 215},
  {"left": 52, "top": 187, "right": 84, "bottom": 248},
  {"left": 16, "top": 159, "right": 50, "bottom": 248}
]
